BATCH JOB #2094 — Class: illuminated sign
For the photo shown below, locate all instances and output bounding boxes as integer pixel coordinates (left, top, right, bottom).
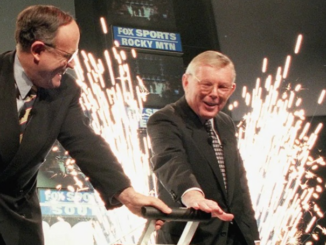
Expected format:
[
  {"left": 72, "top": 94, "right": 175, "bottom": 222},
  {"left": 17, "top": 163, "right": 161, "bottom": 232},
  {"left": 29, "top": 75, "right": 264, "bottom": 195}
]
[
  {"left": 39, "top": 189, "right": 98, "bottom": 217},
  {"left": 113, "top": 26, "right": 183, "bottom": 52}
]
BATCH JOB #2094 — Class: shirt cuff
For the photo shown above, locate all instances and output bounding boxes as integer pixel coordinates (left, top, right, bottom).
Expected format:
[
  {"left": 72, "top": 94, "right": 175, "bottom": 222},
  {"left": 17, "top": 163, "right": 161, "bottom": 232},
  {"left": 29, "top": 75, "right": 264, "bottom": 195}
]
[{"left": 181, "top": 188, "right": 204, "bottom": 205}]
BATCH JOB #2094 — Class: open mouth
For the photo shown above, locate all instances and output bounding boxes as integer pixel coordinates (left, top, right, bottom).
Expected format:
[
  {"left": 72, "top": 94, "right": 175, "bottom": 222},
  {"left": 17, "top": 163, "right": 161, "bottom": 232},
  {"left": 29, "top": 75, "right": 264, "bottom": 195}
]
[{"left": 204, "top": 101, "right": 218, "bottom": 107}]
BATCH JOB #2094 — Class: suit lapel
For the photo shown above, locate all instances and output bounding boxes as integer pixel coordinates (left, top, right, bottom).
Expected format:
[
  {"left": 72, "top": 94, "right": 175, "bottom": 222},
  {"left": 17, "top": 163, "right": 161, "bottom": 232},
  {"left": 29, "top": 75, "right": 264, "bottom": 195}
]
[
  {"left": 177, "top": 98, "right": 228, "bottom": 199},
  {"left": 0, "top": 86, "right": 65, "bottom": 182},
  {"left": 189, "top": 125, "right": 228, "bottom": 198},
  {"left": 0, "top": 51, "right": 67, "bottom": 181},
  {"left": 15, "top": 89, "right": 63, "bottom": 160}
]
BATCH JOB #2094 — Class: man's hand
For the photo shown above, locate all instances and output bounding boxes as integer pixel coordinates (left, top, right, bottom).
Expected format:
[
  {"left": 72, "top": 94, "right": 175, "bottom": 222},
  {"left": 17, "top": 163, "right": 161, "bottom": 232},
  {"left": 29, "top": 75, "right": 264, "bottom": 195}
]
[
  {"left": 116, "top": 187, "right": 172, "bottom": 217},
  {"left": 181, "top": 190, "right": 234, "bottom": 221}
]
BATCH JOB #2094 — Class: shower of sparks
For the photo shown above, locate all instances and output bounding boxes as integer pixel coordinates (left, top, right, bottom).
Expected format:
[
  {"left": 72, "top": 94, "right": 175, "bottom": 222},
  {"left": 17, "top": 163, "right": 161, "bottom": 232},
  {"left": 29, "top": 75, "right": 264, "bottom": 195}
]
[
  {"left": 43, "top": 29, "right": 326, "bottom": 245},
  {"left": 62, "top": 46, "right": 153, "bottom": 244},
  {"left": 232, "top": 34, "right": 326, "bottom": 245}
]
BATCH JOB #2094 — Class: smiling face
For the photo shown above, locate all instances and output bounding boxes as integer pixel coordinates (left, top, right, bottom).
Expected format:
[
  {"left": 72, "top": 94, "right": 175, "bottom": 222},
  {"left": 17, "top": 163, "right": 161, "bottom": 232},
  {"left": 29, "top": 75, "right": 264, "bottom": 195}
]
[
  {"left": 29, "top": 20, "right": 80, "bottom": 89},
  {"left": 183, "top": 64, "right": 236, "bottom": 122}
]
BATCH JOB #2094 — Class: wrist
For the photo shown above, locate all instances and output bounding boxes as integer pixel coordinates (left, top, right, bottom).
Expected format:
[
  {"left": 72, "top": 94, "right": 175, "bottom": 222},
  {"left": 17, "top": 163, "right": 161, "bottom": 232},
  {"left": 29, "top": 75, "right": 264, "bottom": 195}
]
[
  {"left": 115, "top": 186, "right": 134, "bottom": 204},
  {"left": 181, "top": 190, "right": 205, "bottom": 207}
]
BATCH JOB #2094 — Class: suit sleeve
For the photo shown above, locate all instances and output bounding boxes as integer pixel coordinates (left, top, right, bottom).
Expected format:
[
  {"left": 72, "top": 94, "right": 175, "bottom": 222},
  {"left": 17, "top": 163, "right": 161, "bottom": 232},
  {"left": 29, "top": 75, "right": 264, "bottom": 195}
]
[
  {"left": 57, "top": 80, "right": 131, "bottom": 209},
  {"left": 147, "top": 109, "right": 201, "bottom": 204}
]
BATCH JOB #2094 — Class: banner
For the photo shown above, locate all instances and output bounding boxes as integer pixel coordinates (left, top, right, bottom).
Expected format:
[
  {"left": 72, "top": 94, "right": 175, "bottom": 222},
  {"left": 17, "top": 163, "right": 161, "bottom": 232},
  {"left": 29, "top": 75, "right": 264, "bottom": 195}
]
[
  {"left": 113, "top": 26, "right": 183, "bottom": 52},
  {"left": 39, "top": 189, "right": 97, "bottom": 217}
]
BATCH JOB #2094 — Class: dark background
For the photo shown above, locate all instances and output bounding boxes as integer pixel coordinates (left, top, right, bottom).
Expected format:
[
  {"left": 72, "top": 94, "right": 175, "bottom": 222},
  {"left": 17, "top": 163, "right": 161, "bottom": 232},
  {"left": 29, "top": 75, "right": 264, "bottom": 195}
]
[
  {"left": 1, "top": 0, "right": 325, "bottom": 117},
  {"left": 213, "top": 1, "right": 326, "bottom": 121}
]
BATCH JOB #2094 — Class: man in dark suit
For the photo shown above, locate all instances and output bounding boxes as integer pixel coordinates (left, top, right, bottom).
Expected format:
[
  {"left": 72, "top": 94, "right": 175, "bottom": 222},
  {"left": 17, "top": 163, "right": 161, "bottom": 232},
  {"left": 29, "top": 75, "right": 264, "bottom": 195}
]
[
  {"left": 147, "top": 51, "right": 260, "bottom": 245},
  {"left": 0, "top": 5, "right": 171, "bottom": 245}
]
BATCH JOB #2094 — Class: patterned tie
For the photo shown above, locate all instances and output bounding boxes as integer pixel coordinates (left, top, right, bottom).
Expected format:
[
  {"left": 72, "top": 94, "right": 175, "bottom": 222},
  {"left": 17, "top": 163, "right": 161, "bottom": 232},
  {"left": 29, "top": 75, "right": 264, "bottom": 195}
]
[
  {"left": 19, "top": 86, "right": 37, "bottom": 142},
  {"left": 205, "top": 120, "right": 227, "bottom": 191}
]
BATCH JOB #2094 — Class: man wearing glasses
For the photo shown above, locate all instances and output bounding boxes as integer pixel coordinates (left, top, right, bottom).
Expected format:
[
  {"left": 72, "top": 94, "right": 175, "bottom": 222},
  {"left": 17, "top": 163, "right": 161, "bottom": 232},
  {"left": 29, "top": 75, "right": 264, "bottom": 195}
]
[
  {"left": 0, "top": 5, "right": 171, "bottom": 245},
  {"left": 147, "top": 51, "right": 260, "bottom": 245}
]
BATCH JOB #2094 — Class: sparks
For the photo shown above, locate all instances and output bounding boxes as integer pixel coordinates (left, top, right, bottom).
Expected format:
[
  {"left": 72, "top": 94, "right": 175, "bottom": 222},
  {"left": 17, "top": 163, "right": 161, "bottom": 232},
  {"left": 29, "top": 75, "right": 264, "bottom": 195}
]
[
  {"left": 42, "top": 30, "right": 325, "bottom": 245},
  {"left": 235, "top": 34, "right": 325, "bottom": 245},
  {"left": 73, "top": 45, "right": 153, "bottom": 244}
]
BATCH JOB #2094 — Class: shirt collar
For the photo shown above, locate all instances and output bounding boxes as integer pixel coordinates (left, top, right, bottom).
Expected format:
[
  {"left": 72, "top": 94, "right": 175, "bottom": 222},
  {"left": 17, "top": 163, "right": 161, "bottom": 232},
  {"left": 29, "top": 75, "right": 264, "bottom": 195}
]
[{"left": 14, "top": 53, "right": 34, "bottom": 99}]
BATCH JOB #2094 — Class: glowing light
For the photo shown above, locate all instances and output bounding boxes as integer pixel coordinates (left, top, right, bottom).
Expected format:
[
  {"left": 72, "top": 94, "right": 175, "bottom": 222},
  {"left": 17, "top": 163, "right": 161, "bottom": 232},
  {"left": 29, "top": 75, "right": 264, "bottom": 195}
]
[
  {"left": 46, "top": 27, "right": 325, "bottom": 244},
  {"left": 52, "top": 145, "right": 59, "bottom": 152},
  {"left": 262, "top": 58, "right": 268, "bottom": 73},
  {"left": 294, "top": 34, "right": 303, "bottom": 54},
  {"left": 282, "top": 55, "right": 292, "bottom": 79},
  {"left": 47, "top": 22, "right": 152, "bottom": 243},
  {"left": 100, "top": 17, "right": 108, "bottom": 34},
  {"left": 235, "top": 34, "right": 325, "bottom": 244},
  {"left": 318, "top": 90, "right": 325, "bottom": 105},
  {"left": 72, "top": 44, "right": 152, "bottom": 244}
]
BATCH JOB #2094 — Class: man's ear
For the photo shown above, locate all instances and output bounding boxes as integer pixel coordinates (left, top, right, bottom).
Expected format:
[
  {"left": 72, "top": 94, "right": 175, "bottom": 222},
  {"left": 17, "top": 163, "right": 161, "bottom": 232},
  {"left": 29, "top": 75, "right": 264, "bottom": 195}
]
[
  {"left": 30, "top": 41, "right": 46, "bottom": 62},
  {"left": 182, "top": 73, "right": 188, "bottom": 90},
  {"left": 230, "top": 83, "right": 236, "bottom": 94}
]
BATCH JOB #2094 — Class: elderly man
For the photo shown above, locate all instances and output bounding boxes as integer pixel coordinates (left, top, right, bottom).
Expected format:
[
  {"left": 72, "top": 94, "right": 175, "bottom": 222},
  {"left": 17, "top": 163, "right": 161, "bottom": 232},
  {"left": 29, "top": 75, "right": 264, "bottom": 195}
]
[{"left": 147, "top": 50, "right": 260, "bottom": 245}]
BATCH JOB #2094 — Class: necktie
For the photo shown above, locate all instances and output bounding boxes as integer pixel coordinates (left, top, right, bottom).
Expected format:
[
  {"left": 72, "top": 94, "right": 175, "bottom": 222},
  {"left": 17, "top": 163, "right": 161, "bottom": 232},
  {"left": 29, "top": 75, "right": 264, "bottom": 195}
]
[
  {"left": 205, "top": 120, "right": 227, "bottom": 191},
  {"left": 19, "top": 86, "right": 37, "bottom": 142}
]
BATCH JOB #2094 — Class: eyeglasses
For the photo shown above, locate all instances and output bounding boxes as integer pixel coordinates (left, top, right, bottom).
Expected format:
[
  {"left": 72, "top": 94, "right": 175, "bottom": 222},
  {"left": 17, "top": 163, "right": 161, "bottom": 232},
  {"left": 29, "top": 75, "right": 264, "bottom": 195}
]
[
  {"left": 188, "top": 73, "right": 234, "bottom": 95},
  {"left": 44, "top": 43, "right": 78, "bottom": 63}
]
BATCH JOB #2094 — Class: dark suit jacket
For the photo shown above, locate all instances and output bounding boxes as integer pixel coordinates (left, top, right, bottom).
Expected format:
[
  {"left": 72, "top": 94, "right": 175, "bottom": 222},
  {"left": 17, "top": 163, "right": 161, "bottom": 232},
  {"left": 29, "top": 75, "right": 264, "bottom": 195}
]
[
  {"left": 0, "top": 51, "right": 131, "bottom": 245},
  {"left": 147, "top": 97, "right": 259, "bottom": 245}
]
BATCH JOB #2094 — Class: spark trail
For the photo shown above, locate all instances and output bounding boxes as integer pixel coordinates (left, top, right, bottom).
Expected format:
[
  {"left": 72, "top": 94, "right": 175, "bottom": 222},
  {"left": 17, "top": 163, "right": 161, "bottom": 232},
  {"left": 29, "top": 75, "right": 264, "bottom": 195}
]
[
  {"left": 71, "top": 46, "right": 153, "bottom": 244},
  {"left": 232, "top": 34, "right": 326, "bottom": 244}
]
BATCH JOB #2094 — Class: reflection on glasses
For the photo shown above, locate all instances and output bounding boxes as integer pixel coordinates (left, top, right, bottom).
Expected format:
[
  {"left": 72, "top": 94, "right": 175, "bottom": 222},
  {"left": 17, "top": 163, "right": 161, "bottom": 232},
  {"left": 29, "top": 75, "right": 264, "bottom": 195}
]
[
  {"left": 44, "top": 43, "right": 78, "bottom": 63},
  {"left": 189, "top": 73, "right": 234, "bottom": 95}
]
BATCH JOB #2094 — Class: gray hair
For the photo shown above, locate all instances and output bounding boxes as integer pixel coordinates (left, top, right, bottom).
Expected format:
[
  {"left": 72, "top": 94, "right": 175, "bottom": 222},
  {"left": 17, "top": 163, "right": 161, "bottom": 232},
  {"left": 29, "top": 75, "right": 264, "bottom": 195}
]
[{"left": 185, "top": 50, "right": 236, "bottom": 82}]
